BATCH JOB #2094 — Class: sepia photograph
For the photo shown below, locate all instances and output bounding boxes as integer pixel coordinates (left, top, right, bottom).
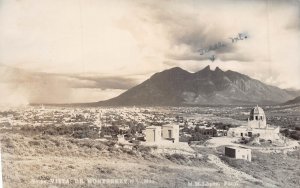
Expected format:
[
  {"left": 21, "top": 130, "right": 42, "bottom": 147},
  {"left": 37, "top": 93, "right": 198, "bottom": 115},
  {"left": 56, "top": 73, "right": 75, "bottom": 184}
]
[{"left": 0, "top": 0, "right": 300, "bottom": 187}]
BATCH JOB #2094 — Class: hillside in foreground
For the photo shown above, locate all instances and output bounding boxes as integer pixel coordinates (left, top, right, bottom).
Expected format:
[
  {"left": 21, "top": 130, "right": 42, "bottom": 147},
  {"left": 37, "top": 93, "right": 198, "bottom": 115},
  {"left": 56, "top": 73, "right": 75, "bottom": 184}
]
[{"left": 1, "top": 127, "right": 300, "bottom": 188}]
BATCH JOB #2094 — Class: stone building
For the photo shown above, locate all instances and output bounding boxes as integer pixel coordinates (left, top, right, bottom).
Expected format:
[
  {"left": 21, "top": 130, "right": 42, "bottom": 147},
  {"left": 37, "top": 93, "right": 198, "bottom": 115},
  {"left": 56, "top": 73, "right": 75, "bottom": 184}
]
[
  {"left": 227, "top": 106, "right": 280, "bottom": 140},
  {"left": 145, "top": 126, "right": 161, "bottom": 143},
  {"left": 145, "top": 124, "right": 179, "bottom": 143},
  {"left": 225, "top": 146, "right": 251, "bottom": 161},
  {"left": 248, "top": 105, "right": 267, "bottom": 129},
  {"left": 162, "top": 124, "right": 179, "bottom": 143}
]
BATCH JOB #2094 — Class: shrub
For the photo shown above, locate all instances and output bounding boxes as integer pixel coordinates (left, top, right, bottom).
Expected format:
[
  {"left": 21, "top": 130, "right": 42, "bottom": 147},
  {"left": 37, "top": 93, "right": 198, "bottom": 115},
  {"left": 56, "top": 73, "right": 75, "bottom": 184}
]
[
  {"left": 94, "top": 143, "right": 105, "bottom": 151},
  {"left": 165, "top": 153, "right": 186, "bottom": 161},
  {"left": 50, "top": 139, "right": 60, "bottom": 147},
  {"left": 96, "top": 167, "right": 113, "bottom": 174},
  {"left": 160, "top": 166, "right": 172, "bottom": 172},
  {"left": 67, "top": 165, "right": 75, "bottom": 169},
  {"left": 72, "top": 140, "right": 94, "bottom": 148},
  {"left": 259, "top": 138, "right": 265, "bottom": 142},
  {"left": 107, "top": 146, "right": 118, "bottom": 152},
  {"left": 105, "top": 141, "right": 116, "bottom": 147},
  {"left": 28, "top": 140, "right": 40, "bottom": 146},
  {"left": 20, "top": 124, "right": 101, "bottom": 139},
  {"left": 137, "top": 145, "right": 152, "bottom": 153},
  {"left": 125, "top": 149, "right": 136, "bottom": 155},
  {"left": 179, "top": 135, "right": 191, "bottom": 142},
  {"left": 171, "top": 153, "right": 186, "bottom": 160},
  {"left": 2, "top": 137, "right": 15, "bottom": 148}
]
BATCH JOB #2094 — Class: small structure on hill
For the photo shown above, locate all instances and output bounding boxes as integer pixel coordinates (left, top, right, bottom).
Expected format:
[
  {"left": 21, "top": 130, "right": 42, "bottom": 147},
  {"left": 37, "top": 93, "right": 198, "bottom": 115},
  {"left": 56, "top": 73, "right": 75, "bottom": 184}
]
[
  {"left": 225, "top": 146, "right": 252, "bottom": 162},
  {"left": 145, "top": 126, "right": 161, "bottom": 143},
  {"left": 248, "top": 106, "right": 267, "bottom": 129},
  {"left": 162, "top": 124, "right": 179, "bottom": 143},
  {"left": 145, "top": 124, "right": 179, "bottom": 144},
  {"left": 227, "top": 106, "right": 280, "bottom": 140},
  {"left": 144, "top": 125, "right": 195, "bottom": 156}
]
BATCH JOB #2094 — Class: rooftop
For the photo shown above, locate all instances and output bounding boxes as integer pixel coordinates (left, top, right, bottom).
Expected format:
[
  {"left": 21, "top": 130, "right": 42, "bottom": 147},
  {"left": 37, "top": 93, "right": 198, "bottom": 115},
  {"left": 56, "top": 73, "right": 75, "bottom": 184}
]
[
  {"left": 225, "top": 146, "right": 251, "bottom": 151},
  {"left": 146, "top": 126, "right": 161, "bottom": 129}
]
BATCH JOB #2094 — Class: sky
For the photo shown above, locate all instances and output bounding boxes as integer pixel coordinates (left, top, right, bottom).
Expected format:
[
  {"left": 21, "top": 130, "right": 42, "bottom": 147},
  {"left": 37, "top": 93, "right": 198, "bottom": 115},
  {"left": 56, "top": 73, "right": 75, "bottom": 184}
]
[{"left": 0, "top": 0, "right": 299, "bottom": 105}]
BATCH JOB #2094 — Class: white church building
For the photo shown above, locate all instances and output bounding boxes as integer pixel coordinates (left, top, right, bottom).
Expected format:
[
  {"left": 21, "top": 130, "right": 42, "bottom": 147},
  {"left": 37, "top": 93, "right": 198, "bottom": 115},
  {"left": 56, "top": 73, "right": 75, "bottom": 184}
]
[{"left": 227, "top": 106, "right": 280, "bottom": 140}]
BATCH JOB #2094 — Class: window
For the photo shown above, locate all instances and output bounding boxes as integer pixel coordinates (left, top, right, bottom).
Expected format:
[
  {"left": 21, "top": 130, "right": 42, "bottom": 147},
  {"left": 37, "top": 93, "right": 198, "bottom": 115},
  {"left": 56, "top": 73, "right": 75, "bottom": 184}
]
[
  {"left": 248, "top": 132, "right": 252, "bottom": 137},
  {"left": 168, "top": 130, "right": 172, "bottom": 138}
]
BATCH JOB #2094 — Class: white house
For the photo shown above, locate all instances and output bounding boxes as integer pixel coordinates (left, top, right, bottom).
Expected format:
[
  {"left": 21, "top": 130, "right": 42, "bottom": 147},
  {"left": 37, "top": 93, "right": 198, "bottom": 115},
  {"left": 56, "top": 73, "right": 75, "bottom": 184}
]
[
  {"left": 145, "top": 124, "right": 180, "bottom": 144},
  {"left": 145, "top": 126, "right": 161, "bottom": 143},
  {"left": 225, "top": 146, "right": 252, "bottom": 162},
  {"left": 162, "top": 124, "right": 179, "bottom": 143}
]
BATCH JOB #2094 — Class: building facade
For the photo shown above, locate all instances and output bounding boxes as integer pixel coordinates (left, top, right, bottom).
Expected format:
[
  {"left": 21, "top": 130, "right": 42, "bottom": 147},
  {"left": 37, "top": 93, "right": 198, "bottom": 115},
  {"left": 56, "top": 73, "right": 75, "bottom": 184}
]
[
  {"left": 248, "top": 106, "right": 267, "bottom": 129},
  {"left": 145, "top": 124, "right": 179, "bottom": 143},
  {"left": 225, "top": 146, "right": 252, "bottom": 161},
  {"left": 162, "top": 124, "right": 179, "bottom": 143},
  {"left": 145, "top": 126, "right": 161, "bottom": 143},
  {"left": 227, "top": 106, "right": 280, "bottom": 140}
]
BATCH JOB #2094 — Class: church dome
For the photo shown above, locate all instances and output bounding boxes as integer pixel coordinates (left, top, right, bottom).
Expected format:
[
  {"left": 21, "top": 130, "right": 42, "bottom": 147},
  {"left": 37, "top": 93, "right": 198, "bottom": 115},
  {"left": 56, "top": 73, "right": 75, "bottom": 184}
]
[
  {"left": 249, "top": 105, "right": 266, "bottom": 121},
  {"left": 250, "top": 106, "right": 265, "bottom": 116}
]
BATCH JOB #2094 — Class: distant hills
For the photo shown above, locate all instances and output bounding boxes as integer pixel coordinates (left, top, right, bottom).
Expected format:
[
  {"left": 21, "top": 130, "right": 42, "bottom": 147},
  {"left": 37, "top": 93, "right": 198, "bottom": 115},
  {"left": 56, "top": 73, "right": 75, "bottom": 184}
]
[{"left": 94, "top": 66, "right": 298, "bottom": 106}]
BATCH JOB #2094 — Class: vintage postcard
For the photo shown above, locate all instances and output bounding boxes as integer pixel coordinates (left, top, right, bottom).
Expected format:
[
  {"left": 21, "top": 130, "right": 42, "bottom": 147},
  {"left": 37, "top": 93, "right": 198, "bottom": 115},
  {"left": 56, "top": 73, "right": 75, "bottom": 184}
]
[{"left": 0, "top": 0, "right": 299, "bottom": 187}]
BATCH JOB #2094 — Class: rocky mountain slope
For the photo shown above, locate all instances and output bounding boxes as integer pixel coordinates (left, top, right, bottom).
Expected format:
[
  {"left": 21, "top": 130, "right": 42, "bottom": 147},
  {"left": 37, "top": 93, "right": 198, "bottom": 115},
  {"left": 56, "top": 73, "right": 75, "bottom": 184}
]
[
  {"left": 96, "top": 66, "right": 296, "bottom": 106},
  {"left": 283, "top": 96, "right": 300, "bottom": 105}
]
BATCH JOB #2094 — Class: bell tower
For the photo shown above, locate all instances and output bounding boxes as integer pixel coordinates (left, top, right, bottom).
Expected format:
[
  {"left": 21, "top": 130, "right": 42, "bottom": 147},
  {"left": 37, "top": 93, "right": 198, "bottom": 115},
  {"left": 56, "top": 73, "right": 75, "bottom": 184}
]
[{"left": 248, "top": 105, "right": 267, "bottom": 129}]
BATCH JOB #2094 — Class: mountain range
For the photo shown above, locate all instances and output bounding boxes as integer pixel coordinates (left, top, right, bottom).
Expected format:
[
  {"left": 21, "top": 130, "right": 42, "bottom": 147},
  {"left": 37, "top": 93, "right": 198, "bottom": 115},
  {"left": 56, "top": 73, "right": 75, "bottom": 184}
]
[
  {"left": 94, "top": 66, "right": 298, "bottom": 106},
  {"left": 283, "top": 96, "right": 300, "bottom": 105}
]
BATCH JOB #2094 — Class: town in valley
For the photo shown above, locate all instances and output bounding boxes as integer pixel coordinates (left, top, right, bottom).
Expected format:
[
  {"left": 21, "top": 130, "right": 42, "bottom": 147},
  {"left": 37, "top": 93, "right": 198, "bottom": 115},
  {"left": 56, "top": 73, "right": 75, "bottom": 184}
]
[{"left": 0, "top": 103, "right": 299, "bottom": 187}]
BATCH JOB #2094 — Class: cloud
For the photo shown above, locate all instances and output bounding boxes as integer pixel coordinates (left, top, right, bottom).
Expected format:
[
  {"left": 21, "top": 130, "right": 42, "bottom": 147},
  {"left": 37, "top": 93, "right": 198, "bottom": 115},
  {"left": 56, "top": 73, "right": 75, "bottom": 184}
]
[
  {"left": 218, "top": 53, "right": 255, "bottom": 62},
  {"left": 0, "top": 0, "right": 299, "bottom": 104},
  {"left": 126, "top": 0, "right": 255, "bottom": 63},
  {"left": 67, "top": 75, "right": 138, "bottom": 90},
  {"left": 68, "top": 88, "right": 125, "bottom": 103},
  {"left": 129, "top": 0, "right": 300, "bottom": 89},
  {"left": 0, "top": 64, "right": 138, "bottom": 104},
  {"left": 0, "top": 64, "right": 72, "bottom": 104}
]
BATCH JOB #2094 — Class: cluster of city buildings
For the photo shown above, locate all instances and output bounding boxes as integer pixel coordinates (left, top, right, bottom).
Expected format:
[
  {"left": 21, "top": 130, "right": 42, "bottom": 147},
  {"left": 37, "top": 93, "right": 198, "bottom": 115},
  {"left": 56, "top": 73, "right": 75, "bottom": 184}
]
[{"left": 0, "top": 105, "right": 288, "bottom": 162}]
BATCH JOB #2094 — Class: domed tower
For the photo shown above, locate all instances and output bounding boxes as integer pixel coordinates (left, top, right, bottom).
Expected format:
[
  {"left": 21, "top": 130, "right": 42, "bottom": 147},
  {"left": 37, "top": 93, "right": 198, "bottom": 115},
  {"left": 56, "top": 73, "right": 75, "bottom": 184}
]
[{"left": 248, "top": 105, "right": 267, "bottom": 129}]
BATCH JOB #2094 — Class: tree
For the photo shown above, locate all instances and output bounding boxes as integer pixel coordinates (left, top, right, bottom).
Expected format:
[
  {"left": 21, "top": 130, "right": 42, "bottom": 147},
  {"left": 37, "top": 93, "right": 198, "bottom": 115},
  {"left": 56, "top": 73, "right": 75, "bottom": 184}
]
[
  {"left": 111, "top": 125, "right": 119, "bottom": 135},
  {"left": 130, "top": 126, "right": 137, "bottom": 135},
  {"left": 136, "top": 123, "right": 145, "bottom": 133},
  {"left": 195, "top": 125, "right": 200, "bottom": 133}
]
